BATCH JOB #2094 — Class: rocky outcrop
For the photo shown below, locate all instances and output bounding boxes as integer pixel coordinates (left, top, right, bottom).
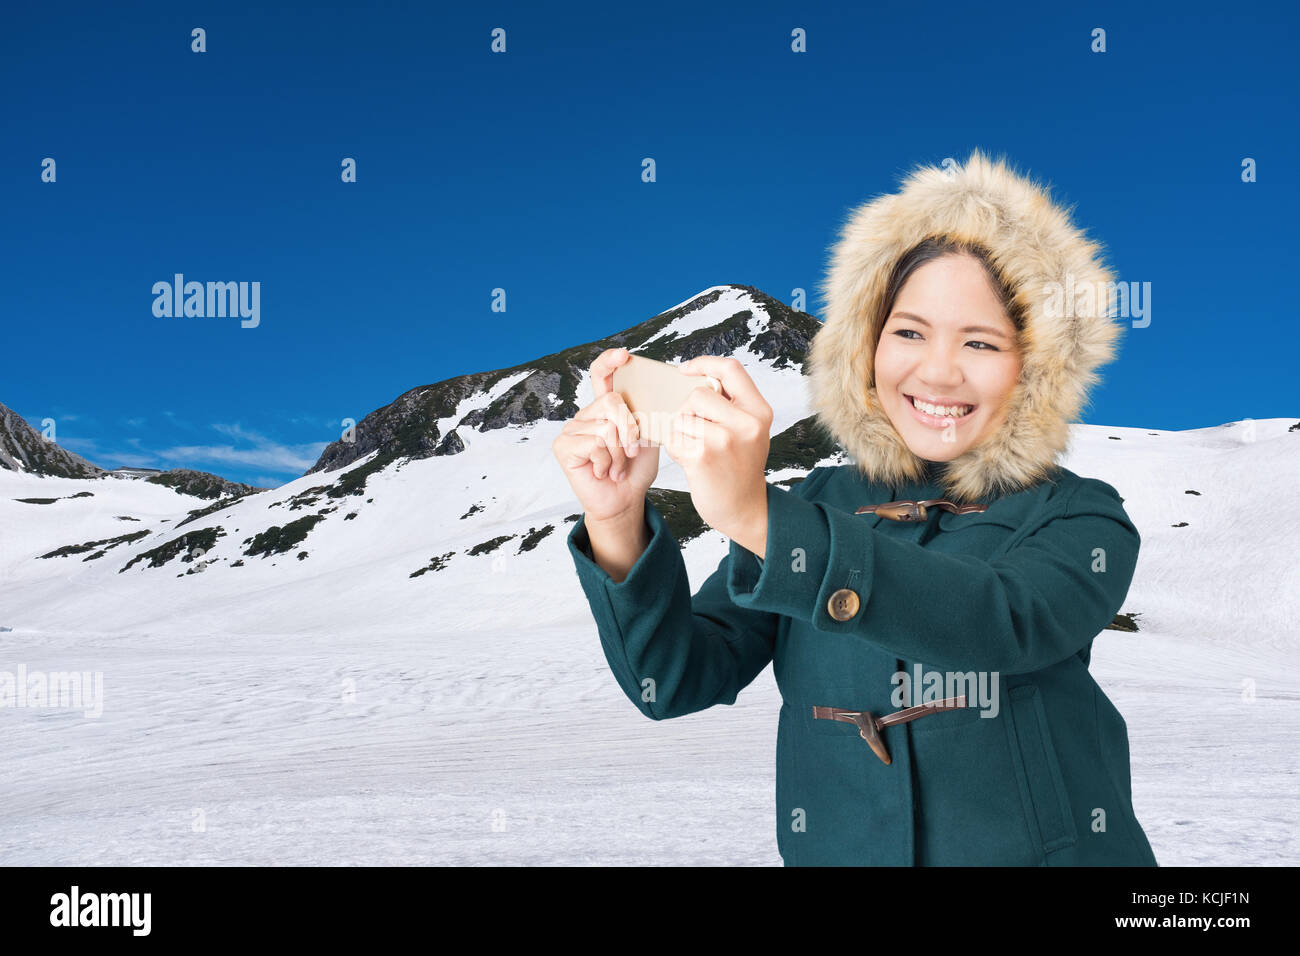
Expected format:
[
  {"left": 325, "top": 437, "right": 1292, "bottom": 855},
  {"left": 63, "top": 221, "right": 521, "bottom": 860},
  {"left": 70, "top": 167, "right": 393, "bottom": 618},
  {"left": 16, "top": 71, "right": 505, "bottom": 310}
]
[
  {"left": 0, "top": 402, "right": 106, "bottom": 479},
  {"left": 306, "top": 284, "right": 824, "bottom": 476},
  {"left": 143, "top": 468, "right": 265, "bottom": 501}
]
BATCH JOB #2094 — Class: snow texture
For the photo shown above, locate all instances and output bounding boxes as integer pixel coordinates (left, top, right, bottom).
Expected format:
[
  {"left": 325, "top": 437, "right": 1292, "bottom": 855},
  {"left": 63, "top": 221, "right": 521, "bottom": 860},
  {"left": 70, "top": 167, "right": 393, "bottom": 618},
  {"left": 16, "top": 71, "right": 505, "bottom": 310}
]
[{"left": 0, "top": 314, "right": 1295, "bottom": 865}]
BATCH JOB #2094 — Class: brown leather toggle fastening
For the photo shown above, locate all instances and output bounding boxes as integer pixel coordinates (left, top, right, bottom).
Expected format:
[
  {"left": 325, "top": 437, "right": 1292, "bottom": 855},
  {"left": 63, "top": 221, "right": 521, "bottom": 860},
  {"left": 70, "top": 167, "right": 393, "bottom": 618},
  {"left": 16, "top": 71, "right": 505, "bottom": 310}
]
[
  {"left": 856, "top": 499, "right": 987, "bottom": 522},
  {"left": 812, "top": 696, "right": 969, "bottom": 765}
]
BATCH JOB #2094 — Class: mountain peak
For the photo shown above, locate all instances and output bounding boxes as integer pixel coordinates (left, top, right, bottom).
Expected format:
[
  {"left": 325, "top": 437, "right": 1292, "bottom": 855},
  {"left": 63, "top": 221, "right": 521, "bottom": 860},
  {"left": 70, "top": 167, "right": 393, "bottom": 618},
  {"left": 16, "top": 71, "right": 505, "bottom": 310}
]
[
  {"left": 0, "top": 401, "right": 105, "bottom": 479},
  {"left": 307, "top": 285, "right": 822, "bottom": 476}
]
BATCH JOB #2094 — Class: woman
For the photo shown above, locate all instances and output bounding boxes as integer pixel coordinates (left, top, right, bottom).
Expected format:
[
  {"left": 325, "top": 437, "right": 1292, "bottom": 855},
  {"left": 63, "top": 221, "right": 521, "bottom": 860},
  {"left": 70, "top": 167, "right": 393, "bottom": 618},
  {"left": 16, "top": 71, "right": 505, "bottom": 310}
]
[{"left": 552, "top": 148, "right": 1158, "bottom": 866}]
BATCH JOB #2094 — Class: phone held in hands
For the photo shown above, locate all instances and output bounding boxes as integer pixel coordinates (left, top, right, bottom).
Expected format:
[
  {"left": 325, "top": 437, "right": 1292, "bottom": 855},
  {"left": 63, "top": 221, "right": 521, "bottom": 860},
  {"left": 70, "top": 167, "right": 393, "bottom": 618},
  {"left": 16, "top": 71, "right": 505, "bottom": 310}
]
[{"left": 611, "top": 355, "right": 724, "bottom": 446}]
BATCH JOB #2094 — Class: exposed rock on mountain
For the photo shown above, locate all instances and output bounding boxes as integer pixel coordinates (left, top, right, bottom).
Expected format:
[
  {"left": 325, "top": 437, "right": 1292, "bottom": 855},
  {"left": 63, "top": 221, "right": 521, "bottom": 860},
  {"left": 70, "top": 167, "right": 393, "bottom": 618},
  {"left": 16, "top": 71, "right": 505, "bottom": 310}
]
[
  {"left": 0, "top": 402, "right": 105, "bottom": 479},
  {"left": 143, "top": 468, "right": 265, "bottom": 500},
  {"left": 306, "top": 284, "right": 824, "bottom": 476}
]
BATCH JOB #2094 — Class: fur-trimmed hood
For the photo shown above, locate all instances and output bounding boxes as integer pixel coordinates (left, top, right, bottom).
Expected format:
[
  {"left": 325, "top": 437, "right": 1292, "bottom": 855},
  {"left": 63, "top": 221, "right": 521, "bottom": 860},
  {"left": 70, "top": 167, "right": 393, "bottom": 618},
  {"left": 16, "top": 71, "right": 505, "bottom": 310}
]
[{"left": 808, "top": 148, "right": 1124, "bottom": 504}]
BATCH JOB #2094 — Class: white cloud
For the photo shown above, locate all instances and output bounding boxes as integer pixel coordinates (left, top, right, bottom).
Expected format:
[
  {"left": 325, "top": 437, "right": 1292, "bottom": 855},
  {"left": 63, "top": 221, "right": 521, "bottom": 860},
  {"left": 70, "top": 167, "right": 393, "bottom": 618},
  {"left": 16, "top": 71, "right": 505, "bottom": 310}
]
[
  {"left": 30, "top": 420, "right": 324, "bottom": 478},
  {"left": 156, "top": 423, "right": 326, "bottom": 473},
  {"left": 57, "top": 437, "right": 154, "bottom": 469}
]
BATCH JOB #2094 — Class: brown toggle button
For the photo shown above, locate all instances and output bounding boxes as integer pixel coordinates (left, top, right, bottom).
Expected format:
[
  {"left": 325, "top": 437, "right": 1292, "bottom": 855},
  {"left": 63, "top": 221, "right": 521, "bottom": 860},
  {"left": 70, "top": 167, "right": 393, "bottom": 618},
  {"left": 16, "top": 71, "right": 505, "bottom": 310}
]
[
  {"left": 827, "top": 588, "right": 860, "bottom": 621},
  {"left": 856, "top": 499, "right": 988, "bottom": 522},
  {"left": 812, "top": 696, "right": 969, "bottom": 764}
]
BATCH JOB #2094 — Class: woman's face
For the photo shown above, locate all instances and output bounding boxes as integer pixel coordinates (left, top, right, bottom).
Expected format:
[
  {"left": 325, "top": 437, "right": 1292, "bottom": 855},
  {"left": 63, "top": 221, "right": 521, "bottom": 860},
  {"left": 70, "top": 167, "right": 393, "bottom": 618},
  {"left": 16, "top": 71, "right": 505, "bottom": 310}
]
[{"left": 873, "top": 253, "right": 1022, "bottom": 463}]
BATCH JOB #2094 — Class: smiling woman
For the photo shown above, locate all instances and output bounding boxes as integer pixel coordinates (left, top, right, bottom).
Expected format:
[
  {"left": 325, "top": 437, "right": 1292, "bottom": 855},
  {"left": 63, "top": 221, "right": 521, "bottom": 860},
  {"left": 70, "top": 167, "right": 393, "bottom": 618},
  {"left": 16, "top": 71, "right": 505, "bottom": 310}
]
[
  {"left": 872, "top": 237, "right": 1025, "bottom": 464},
  {"left": 557, "top": 148, "right": 1156, "bottom": 866}
]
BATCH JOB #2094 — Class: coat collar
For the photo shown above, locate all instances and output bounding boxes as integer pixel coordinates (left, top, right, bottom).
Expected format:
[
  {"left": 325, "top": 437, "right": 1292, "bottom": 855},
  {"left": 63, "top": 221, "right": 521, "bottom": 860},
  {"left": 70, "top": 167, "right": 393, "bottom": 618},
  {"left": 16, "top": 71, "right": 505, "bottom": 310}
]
[
  {"left": 808, "top": 148, "right": 1124, "bottom": 506},
  {"left": 891, "top": 459, "right": 946, "bottom": 502}
]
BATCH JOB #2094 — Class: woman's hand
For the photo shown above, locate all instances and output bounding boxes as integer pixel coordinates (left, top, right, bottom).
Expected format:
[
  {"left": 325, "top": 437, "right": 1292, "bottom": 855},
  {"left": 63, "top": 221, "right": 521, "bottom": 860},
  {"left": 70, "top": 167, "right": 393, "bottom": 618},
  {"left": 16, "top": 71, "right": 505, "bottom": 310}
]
[
  {"left": 552, "top": 347, "right": 661, "bottom": 525},
  {"left": 663, "top": 356, "right": 773, "bottom": 557}
]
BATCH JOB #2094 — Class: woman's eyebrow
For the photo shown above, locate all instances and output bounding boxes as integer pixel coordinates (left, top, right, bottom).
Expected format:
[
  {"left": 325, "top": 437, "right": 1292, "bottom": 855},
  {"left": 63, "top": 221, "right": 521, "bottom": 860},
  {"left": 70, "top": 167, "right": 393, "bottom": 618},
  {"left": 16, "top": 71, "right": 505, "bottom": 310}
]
[{"left": 891, "top": 311, "right": 1012, "bottom": 340}]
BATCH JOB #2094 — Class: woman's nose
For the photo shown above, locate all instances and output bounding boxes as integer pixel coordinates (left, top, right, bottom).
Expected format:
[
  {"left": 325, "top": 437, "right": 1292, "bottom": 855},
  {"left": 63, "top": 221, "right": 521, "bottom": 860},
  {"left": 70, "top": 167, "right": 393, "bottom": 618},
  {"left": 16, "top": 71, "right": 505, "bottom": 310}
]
[{"left": 918, "top": 349, "right": 963, "bottom": 384}]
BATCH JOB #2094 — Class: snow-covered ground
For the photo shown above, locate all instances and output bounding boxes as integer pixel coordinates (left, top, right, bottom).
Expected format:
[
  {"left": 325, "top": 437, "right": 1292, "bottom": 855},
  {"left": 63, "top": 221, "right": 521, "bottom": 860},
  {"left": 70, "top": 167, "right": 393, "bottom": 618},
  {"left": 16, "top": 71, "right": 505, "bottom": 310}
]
[{"left": 1, "top": 346, "right": 1296, "bottom": 863}]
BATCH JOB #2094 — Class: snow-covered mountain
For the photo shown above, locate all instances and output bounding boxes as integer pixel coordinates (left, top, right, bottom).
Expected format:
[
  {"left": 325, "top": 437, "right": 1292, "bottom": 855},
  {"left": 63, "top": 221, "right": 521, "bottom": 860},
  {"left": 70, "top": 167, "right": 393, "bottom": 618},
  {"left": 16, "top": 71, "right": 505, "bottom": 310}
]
[
  {"left": 0, "top": 401, "right": 104, "bottom": 478},
  {"left": 0, "top": 401, "right": 267, "bottom": 502},
  {"left": 0, "top": 285, "right": 834, "bottom": 639},
  {"left": 1, "top": 284, "right": 1297, "bottom": 866},
  {"left": 307, "top": 282, "right": 823, "bottom": 474}
]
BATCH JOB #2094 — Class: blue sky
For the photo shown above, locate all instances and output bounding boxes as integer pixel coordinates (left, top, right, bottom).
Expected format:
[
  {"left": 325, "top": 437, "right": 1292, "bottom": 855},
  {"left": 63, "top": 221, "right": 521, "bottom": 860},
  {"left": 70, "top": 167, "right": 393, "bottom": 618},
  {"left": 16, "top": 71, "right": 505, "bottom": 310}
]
[{"left": 3, "top": 0, "right": 1296, "bottom": 488}]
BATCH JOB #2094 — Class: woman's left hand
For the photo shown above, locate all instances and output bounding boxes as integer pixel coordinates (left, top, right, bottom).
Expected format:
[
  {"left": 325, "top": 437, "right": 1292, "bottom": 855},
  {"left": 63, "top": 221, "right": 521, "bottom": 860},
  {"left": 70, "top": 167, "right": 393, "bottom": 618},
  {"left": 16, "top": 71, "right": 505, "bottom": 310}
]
[{"left": 664, "top": 356, "right": 773, "bottom": 558}]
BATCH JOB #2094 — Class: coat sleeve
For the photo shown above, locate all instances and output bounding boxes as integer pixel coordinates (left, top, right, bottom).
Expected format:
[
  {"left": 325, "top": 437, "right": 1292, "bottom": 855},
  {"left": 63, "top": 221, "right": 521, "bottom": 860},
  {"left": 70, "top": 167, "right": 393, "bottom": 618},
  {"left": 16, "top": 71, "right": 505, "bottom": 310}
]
[
  {"left": 566, "top": 469, "right": 832, "bottom": 720},
  {"left": 725, "top": 475, "right": 1140, "bottom": 675}
]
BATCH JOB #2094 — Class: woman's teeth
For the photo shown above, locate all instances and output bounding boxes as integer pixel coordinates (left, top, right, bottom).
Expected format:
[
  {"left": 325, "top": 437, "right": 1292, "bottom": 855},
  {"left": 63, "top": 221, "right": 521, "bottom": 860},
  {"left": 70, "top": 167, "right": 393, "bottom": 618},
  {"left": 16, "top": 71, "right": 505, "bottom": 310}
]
[{"left": 908, "top": 395, "right": 974, "bottom": 417}]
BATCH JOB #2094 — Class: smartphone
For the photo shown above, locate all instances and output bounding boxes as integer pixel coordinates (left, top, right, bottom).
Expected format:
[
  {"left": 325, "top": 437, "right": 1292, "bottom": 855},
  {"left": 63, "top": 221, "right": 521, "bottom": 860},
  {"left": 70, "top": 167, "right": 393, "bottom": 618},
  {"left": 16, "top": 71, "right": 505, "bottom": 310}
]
[{"left": 611, "top": 355, "right": 724, "bottom": 419}]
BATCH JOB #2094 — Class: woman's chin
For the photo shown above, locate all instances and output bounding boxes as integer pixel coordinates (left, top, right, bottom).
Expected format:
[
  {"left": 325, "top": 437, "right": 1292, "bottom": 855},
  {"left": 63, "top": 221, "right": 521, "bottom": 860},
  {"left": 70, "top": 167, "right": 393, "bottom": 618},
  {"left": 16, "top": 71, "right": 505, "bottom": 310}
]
[
  {"left": 910, "top": 442, "right": 965, "bottom": 462},
  {"left": 891, "top": 422, "right": 973, "bottom": 461}
]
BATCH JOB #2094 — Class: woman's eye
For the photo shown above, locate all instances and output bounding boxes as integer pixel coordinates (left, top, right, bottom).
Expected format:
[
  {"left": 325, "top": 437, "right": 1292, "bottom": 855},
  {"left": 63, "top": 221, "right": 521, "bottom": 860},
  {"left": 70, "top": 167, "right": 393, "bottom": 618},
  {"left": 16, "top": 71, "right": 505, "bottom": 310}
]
[{"left": 892, "top": 329, "right": 999, "bottom": 351}]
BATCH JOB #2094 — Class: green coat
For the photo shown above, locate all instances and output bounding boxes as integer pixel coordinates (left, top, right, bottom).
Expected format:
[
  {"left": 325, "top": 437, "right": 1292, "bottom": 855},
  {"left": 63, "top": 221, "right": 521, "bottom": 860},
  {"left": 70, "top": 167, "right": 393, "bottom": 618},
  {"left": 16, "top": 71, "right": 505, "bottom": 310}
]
[{"left": 567, "top": 460, "right": 1158, "bottom": 866}]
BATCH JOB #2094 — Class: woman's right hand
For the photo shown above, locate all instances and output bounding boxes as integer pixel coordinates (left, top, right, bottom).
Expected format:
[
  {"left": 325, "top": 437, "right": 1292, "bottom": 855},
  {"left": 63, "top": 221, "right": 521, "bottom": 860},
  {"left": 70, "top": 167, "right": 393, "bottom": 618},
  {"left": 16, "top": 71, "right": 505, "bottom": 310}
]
[{"left": 553, "top": 347, "right": 660, "bottom": 525}]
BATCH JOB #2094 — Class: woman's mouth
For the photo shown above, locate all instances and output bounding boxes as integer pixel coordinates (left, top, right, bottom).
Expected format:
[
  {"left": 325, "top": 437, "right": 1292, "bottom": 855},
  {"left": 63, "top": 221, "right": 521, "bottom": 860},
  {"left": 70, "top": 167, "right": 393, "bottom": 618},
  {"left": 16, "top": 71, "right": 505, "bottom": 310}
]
[{"left": 904, "top": 393, "right": 977, "bottom": 427}]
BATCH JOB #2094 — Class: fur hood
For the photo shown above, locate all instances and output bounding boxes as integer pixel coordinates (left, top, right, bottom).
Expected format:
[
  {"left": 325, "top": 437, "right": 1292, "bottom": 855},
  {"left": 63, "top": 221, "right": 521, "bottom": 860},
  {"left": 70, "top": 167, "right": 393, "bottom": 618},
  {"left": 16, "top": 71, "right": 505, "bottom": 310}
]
[{"left": 808, "top": 148, "right": 1124, "bottom": 504}]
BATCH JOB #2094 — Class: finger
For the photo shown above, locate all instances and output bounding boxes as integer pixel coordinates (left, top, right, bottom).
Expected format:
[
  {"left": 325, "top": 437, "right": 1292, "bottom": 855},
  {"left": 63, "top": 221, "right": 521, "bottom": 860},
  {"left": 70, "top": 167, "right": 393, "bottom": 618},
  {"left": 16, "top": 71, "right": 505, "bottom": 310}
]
[
  {"left": 663, "top": 412, "right": 704, "bottom": 465},
  {"left": 594, "top": 421, "right": 628, "bottom": 478},
  {"left": 555, "top": 431, "right": 607, "bottom": 472},
  {"left": 559, "top": 423, "right": 625, "bottom": 479},
  {"left": 662, "top": 417, "right": 688, "bottom": 463},
  {"left": 672, "top": 409, "right": 729, "bottom": 446},
  {"left": 603, "top": 393, "right": 641, "bottom": 455},
  {"left": 555, "top": 435, "right": 594, "bottom": 470},
  {"left": 679, "top": 356, "right": 769, "bottom": 417},
  {"left": 587, "top": 435, "right": 614, "bottom": 479},
  {"left": 589, "top": 347, "right": 632, "bottom": 399},
  {"left": 575, "top": 388, "right": 631, "bottom": 423},
  {"left": 678, "top": 385, "right": 755, "bottom": 435},
  {"left": 570, "top": 412, "right": 639, "bottom": 449},
  {"left": 576, "top": 394, "right": 640, "bottom": 455},
  {"left": 626, "top": 412, "right": 641, "bottom": 456}
]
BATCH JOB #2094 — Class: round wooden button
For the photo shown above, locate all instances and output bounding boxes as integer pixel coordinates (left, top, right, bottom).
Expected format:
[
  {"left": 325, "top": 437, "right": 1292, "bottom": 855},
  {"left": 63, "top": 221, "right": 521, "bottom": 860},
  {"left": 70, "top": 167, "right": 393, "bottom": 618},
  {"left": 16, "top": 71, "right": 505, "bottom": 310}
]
[{"left": 827, "top": 588, "right": 860, "bottom": 621}]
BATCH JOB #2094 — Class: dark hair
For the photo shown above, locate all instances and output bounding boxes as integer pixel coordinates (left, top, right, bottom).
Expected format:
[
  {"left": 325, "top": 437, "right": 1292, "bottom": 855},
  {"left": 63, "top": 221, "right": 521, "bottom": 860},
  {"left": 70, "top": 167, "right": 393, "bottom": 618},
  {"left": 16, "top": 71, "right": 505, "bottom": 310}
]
[{"left": 880, "top": 235, "right": 1027, "bottom": 338}]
